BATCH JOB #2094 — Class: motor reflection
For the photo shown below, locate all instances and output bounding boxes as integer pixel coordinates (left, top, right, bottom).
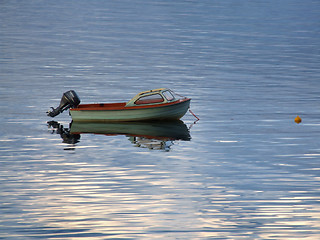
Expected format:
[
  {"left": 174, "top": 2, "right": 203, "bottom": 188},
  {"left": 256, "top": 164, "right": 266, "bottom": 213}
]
[
  {"left": 47, "top": 120, "right": 191, "bottom": 151},
  {"left": 47, "top": 120, "right": 80, "bottom": 145}
]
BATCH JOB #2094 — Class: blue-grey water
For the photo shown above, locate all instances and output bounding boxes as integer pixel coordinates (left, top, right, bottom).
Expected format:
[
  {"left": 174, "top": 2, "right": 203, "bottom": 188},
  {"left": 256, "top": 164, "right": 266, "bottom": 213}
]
[{"left": 1, "top": 0, "right": 320, "bottom": 239}]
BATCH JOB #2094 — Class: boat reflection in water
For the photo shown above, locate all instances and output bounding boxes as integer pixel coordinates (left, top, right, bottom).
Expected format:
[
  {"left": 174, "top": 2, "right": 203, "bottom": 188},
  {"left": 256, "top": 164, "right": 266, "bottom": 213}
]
[{"left": 47, "top": 120, "right": 191, "bottom": 151}]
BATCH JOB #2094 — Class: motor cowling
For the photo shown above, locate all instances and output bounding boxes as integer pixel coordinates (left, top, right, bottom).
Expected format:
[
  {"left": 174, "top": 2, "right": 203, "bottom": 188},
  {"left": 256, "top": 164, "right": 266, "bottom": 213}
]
[{"left": 47, "top": 90, "right": 80, "bottom": 117}]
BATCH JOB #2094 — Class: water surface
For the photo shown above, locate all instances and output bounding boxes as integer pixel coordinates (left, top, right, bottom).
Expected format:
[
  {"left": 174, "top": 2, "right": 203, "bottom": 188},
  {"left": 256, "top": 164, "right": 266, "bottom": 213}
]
[{"left": 1, "top": 0, "right": 320, "bottom": 239}]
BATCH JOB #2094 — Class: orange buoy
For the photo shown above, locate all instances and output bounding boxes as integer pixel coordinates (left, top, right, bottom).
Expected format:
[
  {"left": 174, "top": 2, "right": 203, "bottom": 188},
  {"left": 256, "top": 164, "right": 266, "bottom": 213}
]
[{"left": 295, "top": 115, "right": 302, "bottom": 124}]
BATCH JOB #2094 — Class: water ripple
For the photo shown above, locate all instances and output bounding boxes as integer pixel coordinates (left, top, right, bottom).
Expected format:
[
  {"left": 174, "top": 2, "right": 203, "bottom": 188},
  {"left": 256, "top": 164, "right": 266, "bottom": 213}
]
[{"left": 1, "top": 0, "right": 320, "bottom": 239}]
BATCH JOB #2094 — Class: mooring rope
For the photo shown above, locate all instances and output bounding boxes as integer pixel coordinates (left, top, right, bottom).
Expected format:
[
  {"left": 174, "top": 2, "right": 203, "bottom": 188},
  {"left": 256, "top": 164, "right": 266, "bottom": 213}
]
[{"left": 189, "top": 109, "right": 200, "bottom": 121}]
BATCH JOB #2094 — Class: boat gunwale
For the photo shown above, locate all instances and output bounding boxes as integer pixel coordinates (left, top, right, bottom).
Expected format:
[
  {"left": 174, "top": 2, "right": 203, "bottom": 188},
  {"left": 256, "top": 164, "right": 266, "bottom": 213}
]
[{"left": 70, "top": 98, "right": 191, "bottom": 111}]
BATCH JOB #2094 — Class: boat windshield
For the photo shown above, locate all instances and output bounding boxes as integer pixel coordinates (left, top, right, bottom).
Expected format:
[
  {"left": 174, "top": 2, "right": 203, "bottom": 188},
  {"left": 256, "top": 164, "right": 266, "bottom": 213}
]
[{"left": 162, "top": 90, "right": 175, "bottom": 101}]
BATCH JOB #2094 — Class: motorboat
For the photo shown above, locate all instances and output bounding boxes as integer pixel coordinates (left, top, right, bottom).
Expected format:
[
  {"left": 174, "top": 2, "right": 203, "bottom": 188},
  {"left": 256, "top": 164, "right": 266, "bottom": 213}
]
[{"left": 47, "top": 88, "right": 191, "bottom": 122}]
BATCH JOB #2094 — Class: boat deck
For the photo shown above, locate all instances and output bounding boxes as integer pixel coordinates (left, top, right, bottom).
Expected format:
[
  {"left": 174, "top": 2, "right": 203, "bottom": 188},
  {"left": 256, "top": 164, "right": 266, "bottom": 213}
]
[
  {"left": 71, "top": 99, "right": 190, "bottom": 111},
  {"left": 74, "top": 102, "right": 127, "bottom": 111}
]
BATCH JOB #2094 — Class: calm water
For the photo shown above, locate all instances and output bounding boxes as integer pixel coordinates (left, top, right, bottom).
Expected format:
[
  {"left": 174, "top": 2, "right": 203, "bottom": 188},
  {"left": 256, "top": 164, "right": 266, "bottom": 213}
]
[{"left": 1, "top": 0, "right": 320, "bottom": 239}]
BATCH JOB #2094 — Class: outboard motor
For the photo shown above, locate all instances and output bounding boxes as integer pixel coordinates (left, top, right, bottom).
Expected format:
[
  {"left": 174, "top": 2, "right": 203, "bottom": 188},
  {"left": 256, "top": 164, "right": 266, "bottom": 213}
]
[{"left": 47, "top": 90, "right": 80, "bottom": 117}]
